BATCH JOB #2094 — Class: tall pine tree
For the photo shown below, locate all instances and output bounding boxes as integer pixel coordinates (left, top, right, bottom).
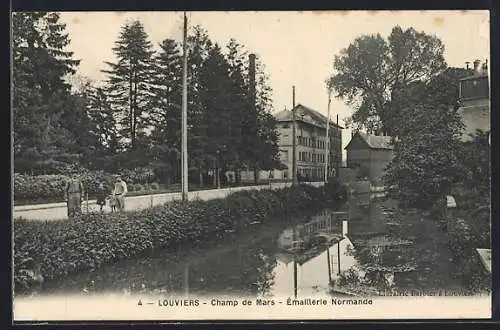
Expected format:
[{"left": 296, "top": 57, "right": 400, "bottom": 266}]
[
  {"left": 12, "top": 12, "right": 81, "bottom": 174},
  {"left": 198, "top": 44, "right": 238, "bottom": 170},
  {"left": 102, "top": 20, "right": 155, "bottom": 150},
  {"left": 225, "top": 39, "right": 250, "bottom": 181},
  {"left": 148, "top": 38, "right": 183, "bottom": 184},
  {"left": 186, "top": 26, "right": 214, "bottom": 184},
  {"left": 254, "top": 55, "right": 280, "bottom": 171}
]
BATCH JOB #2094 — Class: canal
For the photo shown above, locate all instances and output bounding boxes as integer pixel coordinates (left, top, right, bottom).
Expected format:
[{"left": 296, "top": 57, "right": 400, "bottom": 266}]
[{"left": 20, "top": 192, "right": 468, "bottom": 299}]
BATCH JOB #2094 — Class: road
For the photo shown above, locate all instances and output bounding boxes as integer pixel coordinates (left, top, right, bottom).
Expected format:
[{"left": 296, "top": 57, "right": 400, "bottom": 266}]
[{"left": 13, "top": 182, "right": 325, "bottom": 221}]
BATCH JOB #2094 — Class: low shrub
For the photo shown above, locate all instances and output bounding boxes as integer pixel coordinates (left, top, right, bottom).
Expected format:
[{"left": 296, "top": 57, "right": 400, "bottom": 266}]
[
  {"left": 14, "top": 184, "right": 344, "bottom": 293},
  {"left": 447, "top": 214, "right": 491, "bottom": 293},
  {"left": 14, "top": 171, "right": 159, "bottom": 202},
  {"left": 118, "top": 167, "right": 156, "bottom": 185},
  {"left": 133, "top": 184, "right": 144, "bottom": 192}
]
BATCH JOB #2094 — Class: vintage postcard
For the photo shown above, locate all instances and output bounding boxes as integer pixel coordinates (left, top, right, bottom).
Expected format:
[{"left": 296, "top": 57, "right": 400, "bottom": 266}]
[{"left": 12, "top": 10, "right": 491, "bottom": 321}]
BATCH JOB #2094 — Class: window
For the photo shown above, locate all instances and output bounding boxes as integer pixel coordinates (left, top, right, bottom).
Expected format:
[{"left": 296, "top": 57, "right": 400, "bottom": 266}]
[
  {"left": 280, "top": 150, "right": 289, "bottom": 161},
  {"left": 283, "top": 123, "right": 290, "bottom": 129}
]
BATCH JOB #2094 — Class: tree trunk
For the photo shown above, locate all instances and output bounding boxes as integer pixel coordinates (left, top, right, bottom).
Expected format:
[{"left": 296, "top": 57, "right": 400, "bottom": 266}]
[
  {"left": 128, "top": 72, "right": 134, "bottom": 149},
  {"left": 199, "top": 168, "right": 203, "bottom": 188},
  {"left": 213, "top": 161, "right": 217, "bottom": 187},
  {"left": 253, "top": 166, "right": 259, "bottom": 184},
  {"left": 235, "top": 169, "right": 241, "bottom": 185},
  {"left": 132, "top": 73, "right": 138, "bottom": 149}
]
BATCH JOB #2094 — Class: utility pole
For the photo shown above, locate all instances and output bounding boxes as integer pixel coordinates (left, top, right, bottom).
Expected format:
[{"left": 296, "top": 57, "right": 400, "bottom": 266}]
[
  {"left": 292, "top": 86, "right": 297, "bottom": 185},
  {"left": 324, "top": 89, "right": 331, "bottom": 183},
  {"left": 181, "top": 12, "right": 188, "bottom": 203},
  {"left": 336, "top": 114, "right": 339, "bottom": 177},
  {"left": 249, "top": 54, "right": 258, "bottom": 184}
]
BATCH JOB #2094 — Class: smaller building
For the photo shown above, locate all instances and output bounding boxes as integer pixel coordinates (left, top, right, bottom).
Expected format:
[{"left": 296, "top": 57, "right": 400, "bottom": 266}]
[
  {"left": 345, "top": 131, "right": 394, "bottom": 185},
  {"left": 458, "top": 59, "right": 490, "bottom": 142}
]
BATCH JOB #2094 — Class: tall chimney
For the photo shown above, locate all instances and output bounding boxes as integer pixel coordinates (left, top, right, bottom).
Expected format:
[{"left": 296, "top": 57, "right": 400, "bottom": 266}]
[
  {"left": 473, "top": 59, "right": 481, "bottom": 74},
  {"left": 482, "top": 59, "right": 488, "bottom": 74},
  {"left": 249, "top": 54, "right": 256, "bottom": 111},
  {"left": 465, "top": 61, "right": 470, "bottom": 70}
]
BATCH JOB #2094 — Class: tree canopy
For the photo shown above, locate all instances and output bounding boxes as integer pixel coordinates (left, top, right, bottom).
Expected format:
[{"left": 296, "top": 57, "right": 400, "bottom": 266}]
[
  {"left": 13, "top": 13, "right": 281, "bottom": 186},
  {"left": 327, "top": 26, "right": 447, "bottom": 135}
]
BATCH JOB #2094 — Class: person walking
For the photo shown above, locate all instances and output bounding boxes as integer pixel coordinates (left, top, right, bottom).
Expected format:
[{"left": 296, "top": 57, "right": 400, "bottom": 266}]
[
  {"left": 64, "top": 171, "right": 84, "bottom": 218},
  {"left": 112, "top": 175, "right": 128, "bottom": 212},
  {"left": 95, "top": 182, "right": 108, "bottom": 213}
]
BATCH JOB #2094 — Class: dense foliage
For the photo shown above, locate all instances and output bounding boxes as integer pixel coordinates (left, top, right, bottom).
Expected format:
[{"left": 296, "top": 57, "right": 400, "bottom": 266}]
[
  {"left": 14, "top": 184, "right": 346, "bottom": 293},
  {"left": 446, "top": 210, "right": 491, "bottom": 293},
  {"left": 327, "top": 26, "right": 447, "bottom": 134},
  {"left": 14, "top": 168, "right": 157, "bottom": 202},
  {"left": 13, "top": 13, "right": 281, "bottom": 186},
  {"left": 327, "top": 24, "right": 482, "bottom": 208},
  {"left": 383, "top": 103, "right": 466, "bottom": 208},
  {"left": 13, "top": 12, "right": 84, "bottom": 174}
]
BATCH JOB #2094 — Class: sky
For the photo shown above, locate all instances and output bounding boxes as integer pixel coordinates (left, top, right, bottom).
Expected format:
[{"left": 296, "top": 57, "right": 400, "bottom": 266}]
[{"left": 58, "top": 10, "right": 490, "bottom": 151}]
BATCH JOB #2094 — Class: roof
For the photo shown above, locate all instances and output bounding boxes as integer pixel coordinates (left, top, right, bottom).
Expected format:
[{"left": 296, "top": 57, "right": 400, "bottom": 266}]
[
  {"left": 345, "top": 131, "right": 394, "bottom": 150},
  {"left": 274, "top": 104, "right": 344, "bottom": 129},
  {"left": 460, "top": 73, "right": 488, "bottom": 81}
]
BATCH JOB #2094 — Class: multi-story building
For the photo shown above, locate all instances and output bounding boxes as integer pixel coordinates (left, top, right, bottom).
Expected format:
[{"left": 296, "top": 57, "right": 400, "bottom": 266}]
[
  {"left": 274, "top": 104, "right": 343, "bottom": 181},
  {"left": 458, "top": 59, "right": 490, "bottom": 142}
]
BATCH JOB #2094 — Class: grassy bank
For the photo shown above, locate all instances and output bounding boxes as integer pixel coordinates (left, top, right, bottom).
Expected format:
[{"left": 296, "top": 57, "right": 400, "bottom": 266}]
[
  {"left": 14, "top": 183, "right": 346, "bottom": 293},
  {"left": 443, "top": 188, "right": 491, "bottom": 293}
]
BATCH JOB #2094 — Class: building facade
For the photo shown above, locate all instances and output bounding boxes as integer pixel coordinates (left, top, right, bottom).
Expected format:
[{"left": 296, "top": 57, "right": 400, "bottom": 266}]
[
  {"left": 274, "top": 104, "right": 343, "bottom": 181},
  {"left": 345, "top": 131, "right": 393, "bottom": 185},
  {"left": 457, "top": 59, "right": 490, "bottom": 142}
]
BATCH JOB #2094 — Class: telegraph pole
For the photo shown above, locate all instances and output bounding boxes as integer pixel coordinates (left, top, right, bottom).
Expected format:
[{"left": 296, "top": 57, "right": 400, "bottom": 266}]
[
  {"left": 292, "top": 86, "right": 297, "bottom": 185},
  {"left": 324, "top": 89, "right": 331, "bottom": 183},
  {"left": 336, "top": 114, "right": 339, "bottom": 177},
  {"left": 181, "top": 12, "right": 188, "bottom": 202}
]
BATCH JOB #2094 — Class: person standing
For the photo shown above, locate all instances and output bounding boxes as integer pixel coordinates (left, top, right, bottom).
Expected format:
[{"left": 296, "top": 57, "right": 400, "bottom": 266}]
[
  {"left": 113, "top": 175, "right": 128, "bottom": 212},
  {"left": 95, "top": 182, "right": 108, "bottom": 213},
  {"left": 65, "top": 172, "right": 85, "bottom": 218}
]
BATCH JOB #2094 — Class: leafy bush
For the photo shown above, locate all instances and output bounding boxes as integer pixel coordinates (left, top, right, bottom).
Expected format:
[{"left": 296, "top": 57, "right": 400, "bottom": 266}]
[
  {"left": 13, "top": 184, "right": 344, "bottom": 293},
  {"left": 447, "top": 214, "right": 490, "bottom": 293},
  {"left": 14, "top": 170, "right": 157, "bottom": 202},
  {"left": 14, "top": 174, "right": 68, "bottom": 201},
  {"left": 119, "top": 167, "right": 156, "bottom": 185},
  {"left": 149, "top": 183, "right": 159, "bottom": 191}
]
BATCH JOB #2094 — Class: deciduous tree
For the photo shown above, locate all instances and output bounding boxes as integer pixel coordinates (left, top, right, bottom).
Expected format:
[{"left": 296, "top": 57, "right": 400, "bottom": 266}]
[{"left": 327, "top": 26, "right": 447, "bottom": 135}]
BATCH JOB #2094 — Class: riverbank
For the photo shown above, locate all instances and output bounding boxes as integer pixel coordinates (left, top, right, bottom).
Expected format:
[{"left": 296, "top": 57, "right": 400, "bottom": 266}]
[
  {"left": 14, "top": 183, "right": 346, "bottom": 294},
  {"left": 14, "top": 181, "right": 323, "bottom": 221},
  {"left": 333, "top": 200, "right": 478, "bottom": 296}
]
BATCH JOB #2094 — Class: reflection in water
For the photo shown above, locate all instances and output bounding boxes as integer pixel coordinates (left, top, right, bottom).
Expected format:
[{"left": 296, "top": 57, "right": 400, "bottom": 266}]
[{"left": 29, "top": 195, "right": 396, "bottom": 298}]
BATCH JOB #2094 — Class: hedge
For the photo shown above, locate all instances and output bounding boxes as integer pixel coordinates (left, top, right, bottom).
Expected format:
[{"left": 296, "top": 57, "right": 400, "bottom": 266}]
[
  {"left": 14, "top": 183, "right": 346, "bottom": 293},
  {"left": 14, "top": 170, "right": 157, "bottom": 202},
  {"left": 446, "top": 208, "right": 491, "bottom": 293}
]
